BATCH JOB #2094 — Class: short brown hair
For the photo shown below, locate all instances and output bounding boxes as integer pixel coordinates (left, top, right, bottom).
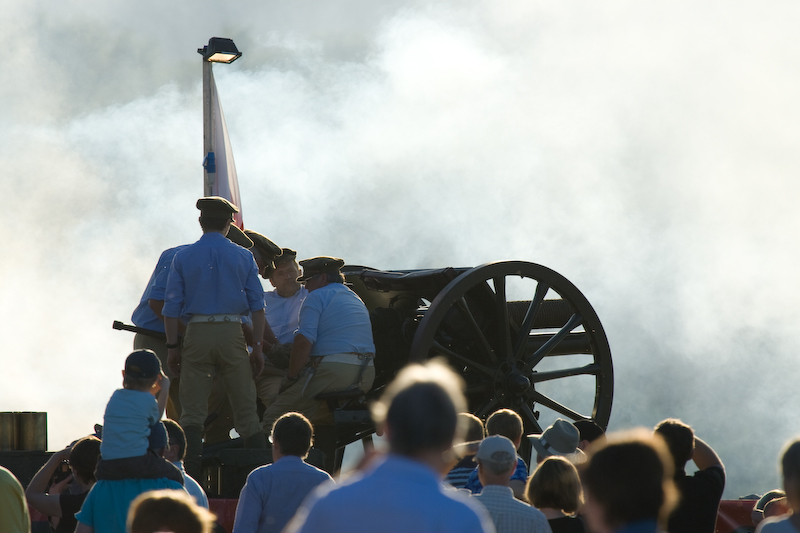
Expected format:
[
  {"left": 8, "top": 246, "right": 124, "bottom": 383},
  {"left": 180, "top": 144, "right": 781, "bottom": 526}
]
[
  {"left": 69, "top": 436, "right": 101, "bottom": 484},
  {"left": 654, "top": 418, "right": 694, "bottom": 470},
  {"left": 272, "top": 412, "right": 313, "bottom": 458},
  {"left": 581, "top": 429, "right": 677, "bottom": 530},
  {"left": 486, "top": 409, "right": 523, "bottom": 443},
  {"left": 459, "top": 413, "right": 485, "bottom": 443},
  {"left": 127, "top": 489, "right": 215, "bottom": 533},
  {"left": 164, "top": 419, "right": 186, "bottom": 460},
  {"left": 526, "top": 456, "right": 583, "bottom": 513}
]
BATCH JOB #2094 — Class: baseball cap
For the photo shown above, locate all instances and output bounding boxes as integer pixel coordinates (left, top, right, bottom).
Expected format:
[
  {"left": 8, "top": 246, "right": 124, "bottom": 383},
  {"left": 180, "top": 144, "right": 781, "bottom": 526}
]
[
  {"left": 124, "top": 350, "right": 161, "bottom": 379},
  {"left": 475, "top": 435, "right": 517, "bottom": 470}
]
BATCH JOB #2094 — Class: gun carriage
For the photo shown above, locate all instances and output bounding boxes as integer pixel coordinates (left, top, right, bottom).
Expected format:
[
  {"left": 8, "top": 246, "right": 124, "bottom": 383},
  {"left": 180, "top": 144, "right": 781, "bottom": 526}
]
[{"left": 314, "top": 260, "right": 613, "bottom": 472}]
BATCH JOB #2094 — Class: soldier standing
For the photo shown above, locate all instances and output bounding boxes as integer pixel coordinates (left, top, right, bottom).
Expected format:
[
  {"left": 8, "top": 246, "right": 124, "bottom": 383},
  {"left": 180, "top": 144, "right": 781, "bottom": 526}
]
[{"left": 163, "top": 197, "right": 267, "bottom": 479}]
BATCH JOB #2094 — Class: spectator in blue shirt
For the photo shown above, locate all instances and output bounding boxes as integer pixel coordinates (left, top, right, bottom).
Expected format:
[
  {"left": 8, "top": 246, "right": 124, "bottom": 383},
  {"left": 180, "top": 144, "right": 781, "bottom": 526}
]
[
  {"left": 465, "top": 409, "right": 529, "bottom": 498},
  {"left": 445, "top": 413, "right": 486, "bottom": 489},
  {"left": 285, "top": 360, "right": 495, "bottom": 533},
  {"left": 233, "top": 412, "right": 333, "bottom": 533}
]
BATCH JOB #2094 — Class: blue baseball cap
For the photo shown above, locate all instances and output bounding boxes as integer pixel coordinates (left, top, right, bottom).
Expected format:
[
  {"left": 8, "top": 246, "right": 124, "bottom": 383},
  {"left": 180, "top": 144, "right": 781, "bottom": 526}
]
[{"left": 125, "top": 350, "right": 161, "bottom": 379}]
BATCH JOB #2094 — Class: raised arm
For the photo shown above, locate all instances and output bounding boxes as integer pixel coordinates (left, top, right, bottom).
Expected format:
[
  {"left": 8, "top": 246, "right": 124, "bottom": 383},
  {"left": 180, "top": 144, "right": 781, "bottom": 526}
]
[
  {"left": 25, "top": 447, "right": 71, "bottom": 517},
  {"left": 156, "top": 371, "right": 171, "bottom": 417},
  {"left": 692, "top": 436, "right": 724, "bottom": 472}
]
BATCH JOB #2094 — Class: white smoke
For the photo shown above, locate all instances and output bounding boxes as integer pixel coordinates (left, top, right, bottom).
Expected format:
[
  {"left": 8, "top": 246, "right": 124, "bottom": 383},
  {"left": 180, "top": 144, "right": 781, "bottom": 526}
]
[{"left": 2, "top": 0, "right": 798, "bottom": 497}]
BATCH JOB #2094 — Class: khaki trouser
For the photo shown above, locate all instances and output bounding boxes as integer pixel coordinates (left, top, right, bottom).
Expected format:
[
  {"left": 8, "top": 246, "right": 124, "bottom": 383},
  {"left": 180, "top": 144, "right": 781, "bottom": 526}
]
[
  {"left": 178, "top": 322, "right": 261, "bottom": 439},
  {"left": 254, "top": 359, "right": 287, "bottom": 413},
  {"left": 261, "top": 358, "right": 375, "bottom": 433}
]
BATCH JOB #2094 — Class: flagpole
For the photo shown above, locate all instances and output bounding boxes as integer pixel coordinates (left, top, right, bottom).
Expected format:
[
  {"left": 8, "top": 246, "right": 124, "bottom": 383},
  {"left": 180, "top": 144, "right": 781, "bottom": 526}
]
[
  {"left": 202, "top": 59, "right": 215, "bottom": 197},
  {"left": 198, "top": 38, "right": 242, "bottom": 199}
]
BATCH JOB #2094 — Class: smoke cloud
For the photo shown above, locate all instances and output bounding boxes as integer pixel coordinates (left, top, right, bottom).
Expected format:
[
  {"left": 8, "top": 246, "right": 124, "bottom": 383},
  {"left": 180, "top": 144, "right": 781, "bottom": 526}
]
[{"left": 2, "top": 0, "right": 798, "bottom": 497}]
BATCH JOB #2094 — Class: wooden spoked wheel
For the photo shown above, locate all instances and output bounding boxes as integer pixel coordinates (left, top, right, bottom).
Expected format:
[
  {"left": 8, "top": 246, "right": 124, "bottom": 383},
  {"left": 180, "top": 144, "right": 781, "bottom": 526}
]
[{"left": 408, "top": 261, "right": 613, "bottom": 447}]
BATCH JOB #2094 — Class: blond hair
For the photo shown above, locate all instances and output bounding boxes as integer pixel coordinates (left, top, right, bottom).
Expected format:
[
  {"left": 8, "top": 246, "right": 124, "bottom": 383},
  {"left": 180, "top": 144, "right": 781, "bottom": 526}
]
[
  {"left": 526, "top": 455, "right": 583, "bottom": 513},
  {"left": 127, "top": 490, "right": 215, "bottom": 533}
]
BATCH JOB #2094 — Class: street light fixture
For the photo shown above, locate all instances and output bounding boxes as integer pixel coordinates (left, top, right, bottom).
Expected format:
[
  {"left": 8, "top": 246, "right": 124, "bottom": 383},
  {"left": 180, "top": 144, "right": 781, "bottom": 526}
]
[{"left": 197, "top": 37, "right": 242, "bottom": 64}]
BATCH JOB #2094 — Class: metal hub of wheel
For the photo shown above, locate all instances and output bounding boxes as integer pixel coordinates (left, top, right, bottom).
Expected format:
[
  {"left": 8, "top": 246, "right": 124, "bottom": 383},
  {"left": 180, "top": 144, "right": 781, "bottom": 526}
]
[{"left": 408, "top": 261, "right": 613, "bottom": 441}]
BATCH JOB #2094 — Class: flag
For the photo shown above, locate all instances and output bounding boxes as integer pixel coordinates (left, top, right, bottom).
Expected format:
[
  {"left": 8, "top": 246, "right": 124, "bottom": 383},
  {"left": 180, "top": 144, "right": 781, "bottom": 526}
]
[{"left": 204, "top": 68, "right": 244, "bottom": 229}]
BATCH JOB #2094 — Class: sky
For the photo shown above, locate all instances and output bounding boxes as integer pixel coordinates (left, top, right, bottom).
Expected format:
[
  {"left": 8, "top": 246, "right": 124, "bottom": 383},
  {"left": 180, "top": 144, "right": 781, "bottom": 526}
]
[{"left": 2, "top": 0, "right": 800, "bottom": 499}]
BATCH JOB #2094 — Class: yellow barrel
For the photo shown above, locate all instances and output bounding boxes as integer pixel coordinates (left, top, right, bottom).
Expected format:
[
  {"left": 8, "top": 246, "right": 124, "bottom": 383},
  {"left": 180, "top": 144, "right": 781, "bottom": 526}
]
[
  {"left": 16, "top": 412, "right": 47, "bottom": 451},
  {"left": 0, "top": 412, "right": 16, "bottom": 450}
]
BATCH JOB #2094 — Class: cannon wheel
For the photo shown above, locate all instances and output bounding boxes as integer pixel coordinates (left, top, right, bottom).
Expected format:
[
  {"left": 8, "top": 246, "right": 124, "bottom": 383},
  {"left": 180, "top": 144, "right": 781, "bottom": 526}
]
[{"left": 408, "top": 261, "right": 613, "bottom": 446}]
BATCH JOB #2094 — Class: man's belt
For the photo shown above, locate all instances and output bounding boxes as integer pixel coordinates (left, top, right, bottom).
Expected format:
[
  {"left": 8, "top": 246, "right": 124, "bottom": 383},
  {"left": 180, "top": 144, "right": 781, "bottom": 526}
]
[
  {"left": 301, "top": 352, "right": 375, "bottom": 394},
  {"left": 188, "top": 314, "right": 242, "bottom": 324},
  {"left": 309, "top": 352, "right": 375, "bottom": 367}
]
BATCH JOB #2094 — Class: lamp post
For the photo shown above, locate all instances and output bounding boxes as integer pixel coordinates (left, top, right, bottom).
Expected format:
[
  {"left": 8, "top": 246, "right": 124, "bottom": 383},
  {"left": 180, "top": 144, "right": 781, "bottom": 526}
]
[{"left": 198, "top": 37, "right": 242, "bottom": 197}]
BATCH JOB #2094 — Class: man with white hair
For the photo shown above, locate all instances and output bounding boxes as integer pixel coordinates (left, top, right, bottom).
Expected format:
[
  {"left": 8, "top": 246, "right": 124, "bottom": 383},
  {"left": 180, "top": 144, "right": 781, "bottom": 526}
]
[
  {"left": 285, "top": 360, "right": 495, "bottom": 533},
  {"left": 473, "top": 435, "right": 551, "bottom": 533}
]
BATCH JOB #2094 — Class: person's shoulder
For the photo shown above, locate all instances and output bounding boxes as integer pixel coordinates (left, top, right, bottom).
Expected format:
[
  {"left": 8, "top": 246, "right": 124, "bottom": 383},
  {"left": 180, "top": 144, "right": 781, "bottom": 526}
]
[
  {"left": 0, "top": 466, "right": 22, "bottom": 488},
  {"left": 296, "top": 459, "right": 334, "bottom": 478},
  {"left": 440, "top": 488, "right": 496, "bottom": 531},
  {"left": 107, "top": 388, "right": 148, "bottom": 405},
  {"left": 160, "top": 245, "right": 189, "bottom": 261},
  {"left": 244, "top": 462, "right": 275, "bottom": 481},
  {"left": 116, "top": 388, "right": 156, "bottom": 403},
  {"left": 264, "top": 289, "right": 280, "bottom": 302},
  {"left": 442, "top": 483, "right": 487, "bottom": 509},
  {"left": 692, "top": 464, "right": 726, "bottom": 486},
  {"left": 302, "top": 286, "right": 328, "bottom": 304}
]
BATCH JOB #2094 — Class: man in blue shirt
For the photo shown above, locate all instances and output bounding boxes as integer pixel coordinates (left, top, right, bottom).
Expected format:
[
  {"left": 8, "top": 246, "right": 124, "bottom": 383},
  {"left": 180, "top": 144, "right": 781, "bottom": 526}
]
[
  {"left": 464, "top": 409, "right": 533, "bottom": 498},
  {"left": 163, "top": 197, "right": 268, "bottom": 480},
  {"left": 131, "top": 225, "right": 254, "bottom": 424},
  {"left": 131, "top": 244, "right": 189, "bottom": 418},
  {"left": 284, "top": 360, "right": 495, "bottom": 533},
  {"left": 260, "top": 256, "right": 375, "bottom": 433},
  {"left": 233, "top": 412, "right": 333, "bottom": 533}
]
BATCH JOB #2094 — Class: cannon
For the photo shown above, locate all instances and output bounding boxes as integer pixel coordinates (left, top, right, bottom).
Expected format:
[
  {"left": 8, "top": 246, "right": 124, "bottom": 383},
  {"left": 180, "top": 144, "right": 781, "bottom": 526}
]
[{"left": 311, "top": 260, "right": 613, "bottom": 472}]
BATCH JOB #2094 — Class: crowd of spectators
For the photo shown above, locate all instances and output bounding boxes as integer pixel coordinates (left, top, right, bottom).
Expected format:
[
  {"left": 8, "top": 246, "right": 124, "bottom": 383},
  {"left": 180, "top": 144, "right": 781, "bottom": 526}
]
[{"left": 8, "top": 355, "right": 800, "bottom": 532}]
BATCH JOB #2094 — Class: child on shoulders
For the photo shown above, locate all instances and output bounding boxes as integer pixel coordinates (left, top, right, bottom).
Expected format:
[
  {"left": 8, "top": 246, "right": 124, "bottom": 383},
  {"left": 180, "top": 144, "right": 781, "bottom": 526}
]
[{"left": 95, "top": 350, "right": 182, "bottom": 484}]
